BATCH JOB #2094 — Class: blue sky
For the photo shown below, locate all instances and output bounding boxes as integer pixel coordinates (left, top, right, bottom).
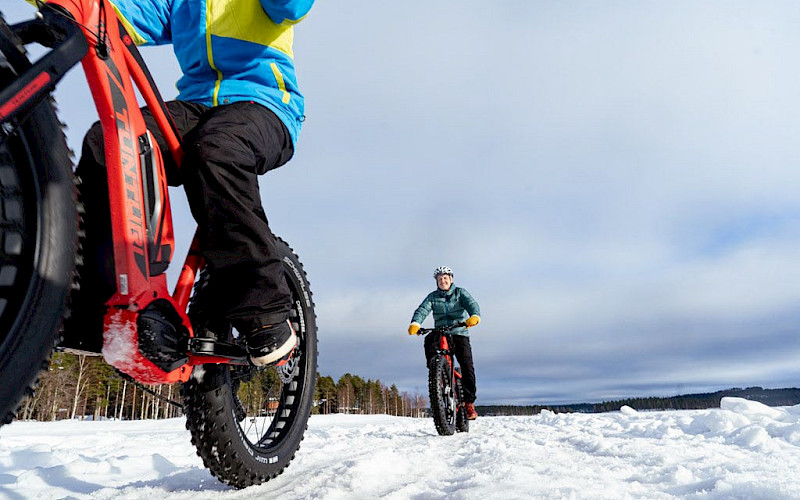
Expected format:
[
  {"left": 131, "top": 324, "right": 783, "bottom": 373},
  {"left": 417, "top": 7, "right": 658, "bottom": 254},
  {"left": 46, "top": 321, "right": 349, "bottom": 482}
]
[{"left": 6, "top": 1, "right": 800, "bottom": 405}]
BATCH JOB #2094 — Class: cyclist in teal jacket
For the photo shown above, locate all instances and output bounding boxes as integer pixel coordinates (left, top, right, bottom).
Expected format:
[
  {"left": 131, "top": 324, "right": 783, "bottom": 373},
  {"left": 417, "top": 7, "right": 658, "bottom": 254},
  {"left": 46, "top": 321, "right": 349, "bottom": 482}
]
[
  {"left": 72, "top": 0, "right": 315, "bottom": 367},
  {"left": 408, "top": 266, "right": 482, "bottom": 419}
]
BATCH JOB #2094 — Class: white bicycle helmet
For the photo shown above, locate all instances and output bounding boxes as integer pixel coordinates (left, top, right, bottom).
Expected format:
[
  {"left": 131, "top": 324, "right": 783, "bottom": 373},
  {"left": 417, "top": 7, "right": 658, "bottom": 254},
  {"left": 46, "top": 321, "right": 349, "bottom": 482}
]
[{"left": 433, "top": 266, "right": 453, "bottom": 278}]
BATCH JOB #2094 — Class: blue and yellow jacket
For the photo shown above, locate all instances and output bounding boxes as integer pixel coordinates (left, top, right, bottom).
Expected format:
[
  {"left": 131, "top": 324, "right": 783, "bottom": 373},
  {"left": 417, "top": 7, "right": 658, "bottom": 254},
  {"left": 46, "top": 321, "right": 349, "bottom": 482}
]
[
  {"left": 411, "top": 287, "right": 481, "bottom": 337},
  {"left": 109, "top": 0, "right": 314, "bottom": 145}
]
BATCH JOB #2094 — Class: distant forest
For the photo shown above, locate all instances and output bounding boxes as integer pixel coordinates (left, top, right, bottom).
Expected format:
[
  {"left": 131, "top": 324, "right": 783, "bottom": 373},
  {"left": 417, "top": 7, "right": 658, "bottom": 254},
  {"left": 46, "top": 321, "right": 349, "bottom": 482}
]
[
  {"left": 12, "top": 352, "right": 800, "bottom": 421},
  {"left": 477, "top": 387, "right": 800, "bottom": 416},
  {"left": 14, "top": 353, "right": 430, "bottom": 422}
]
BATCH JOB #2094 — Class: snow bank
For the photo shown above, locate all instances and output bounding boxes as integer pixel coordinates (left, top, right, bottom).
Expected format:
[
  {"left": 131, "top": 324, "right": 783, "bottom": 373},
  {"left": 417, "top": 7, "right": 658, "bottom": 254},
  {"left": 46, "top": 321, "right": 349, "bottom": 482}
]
[
  {"left": 679, "top": 397, "right": 800, "bottom": 451},
  {"left": 1, "top": 399, "right": 800, "bottom": 499}
]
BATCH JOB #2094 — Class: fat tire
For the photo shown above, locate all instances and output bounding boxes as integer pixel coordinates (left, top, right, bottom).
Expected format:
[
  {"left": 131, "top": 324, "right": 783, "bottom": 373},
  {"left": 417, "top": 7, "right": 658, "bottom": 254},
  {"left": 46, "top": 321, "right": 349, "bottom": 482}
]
[
  {"left": 0, "top": 81, "right": 78, "bottom": 424},
  {"left": 182, "top": 238, "right": 317, "bottom": 488},
  {"left": 455, "top": 373, "right": 469, "bottom": 433},
  {"left": 428, "top": 355, "right": 456, "bottom": 436}
]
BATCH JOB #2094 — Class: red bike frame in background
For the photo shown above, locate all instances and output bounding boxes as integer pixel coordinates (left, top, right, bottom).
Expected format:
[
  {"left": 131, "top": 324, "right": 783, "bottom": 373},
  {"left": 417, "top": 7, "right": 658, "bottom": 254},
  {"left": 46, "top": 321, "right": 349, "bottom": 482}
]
[
  {"left": 43, "top": 0, "right": 222, "bottom": 383},
  {"left": 438, "top": 334, "right": 463, "bottom": 383}
]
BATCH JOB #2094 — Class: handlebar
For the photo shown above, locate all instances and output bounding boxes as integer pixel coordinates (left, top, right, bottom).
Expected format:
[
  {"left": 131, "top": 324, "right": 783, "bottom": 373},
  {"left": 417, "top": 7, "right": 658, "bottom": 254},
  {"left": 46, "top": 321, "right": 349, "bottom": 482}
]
[
  {"left": 416, "top": 322, "right": 467, "bottom": 336},
  {"left": 0, "top": 6, "right": 87, "bottom": 125}
]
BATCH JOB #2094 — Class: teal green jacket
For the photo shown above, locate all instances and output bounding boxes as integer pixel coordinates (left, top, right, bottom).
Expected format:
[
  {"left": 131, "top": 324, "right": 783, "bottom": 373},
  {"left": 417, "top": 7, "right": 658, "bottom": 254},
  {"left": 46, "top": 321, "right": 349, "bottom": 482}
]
[
  {"left": 411, "top": 287, "right": 480, "bottom": 336},
  {"left": 108, "top": 0, "right": 313, "bottom": 145}
]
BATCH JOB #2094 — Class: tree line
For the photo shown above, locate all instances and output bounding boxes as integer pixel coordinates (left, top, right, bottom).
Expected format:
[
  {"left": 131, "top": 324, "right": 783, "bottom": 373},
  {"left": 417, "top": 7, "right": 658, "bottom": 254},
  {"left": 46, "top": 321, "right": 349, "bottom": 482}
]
[
  {"left": 314, "top": 373, "right": 429, "bottom": 417},
  {"left": 16, "top": 353, "right": 183, "bottom": 422},
  {"left": 14, "top": 353, "right": 431, "bottom": 421},
  {"left": 590, "top": 387, "right": 800, "bottom": 413},
  {"left": 477, "top": 387, "right": 800, "bottom": 416},
  {"left": 16, "top": 353, "right": 800, "bottom": 422}
]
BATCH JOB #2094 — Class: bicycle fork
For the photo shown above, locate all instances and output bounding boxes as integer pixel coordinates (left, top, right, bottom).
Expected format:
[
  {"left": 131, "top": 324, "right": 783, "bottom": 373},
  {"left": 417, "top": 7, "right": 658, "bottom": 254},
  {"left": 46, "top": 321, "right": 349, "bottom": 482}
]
[{"left": 438, "top": 335, "right": 465, "bottom": 413}]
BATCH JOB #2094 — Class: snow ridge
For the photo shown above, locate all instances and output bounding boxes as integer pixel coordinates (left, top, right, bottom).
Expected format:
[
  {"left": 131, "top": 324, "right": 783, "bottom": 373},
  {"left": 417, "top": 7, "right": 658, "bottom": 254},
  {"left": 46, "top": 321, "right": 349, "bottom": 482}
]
[{"left": 0, "top": 398, "right": 799, "bottom": 499}]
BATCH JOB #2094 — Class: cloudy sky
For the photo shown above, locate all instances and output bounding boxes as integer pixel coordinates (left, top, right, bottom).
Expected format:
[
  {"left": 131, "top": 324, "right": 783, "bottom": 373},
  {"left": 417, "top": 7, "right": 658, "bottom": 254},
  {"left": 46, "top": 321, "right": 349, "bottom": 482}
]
[{"left": 6, "top": 1, "right": 800, "bottom": 405}]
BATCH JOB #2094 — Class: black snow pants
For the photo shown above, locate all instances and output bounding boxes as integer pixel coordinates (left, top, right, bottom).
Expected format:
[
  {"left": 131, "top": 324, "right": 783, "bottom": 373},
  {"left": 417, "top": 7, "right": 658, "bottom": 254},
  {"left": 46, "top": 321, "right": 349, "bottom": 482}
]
[
  {"left": 424, "top": 333, "right": 477, "bottom": 403},
  {"left": 77, "top": 100, "right": 294, "bottom": 333}
]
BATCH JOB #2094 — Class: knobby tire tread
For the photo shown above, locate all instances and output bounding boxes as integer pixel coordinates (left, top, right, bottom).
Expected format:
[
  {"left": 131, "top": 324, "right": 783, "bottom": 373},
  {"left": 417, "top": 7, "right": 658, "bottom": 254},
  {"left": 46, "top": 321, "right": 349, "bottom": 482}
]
[
  {"left": 181, "top": 238, "right": 317, "bottom": 488},
  {"left": 429, "top": 355, "right": 456, "bottom": 436},
  {"left": 455, "top": 375, "right": 469, "bottom": 433},
  {"left": 0, "top": 94, "right": 78, "bottom": 426}
]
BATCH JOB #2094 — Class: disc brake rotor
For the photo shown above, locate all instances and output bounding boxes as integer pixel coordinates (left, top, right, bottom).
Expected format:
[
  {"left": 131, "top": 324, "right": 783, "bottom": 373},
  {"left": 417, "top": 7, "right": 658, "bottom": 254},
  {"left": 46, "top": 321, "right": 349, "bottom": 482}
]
[{"left": 278, "top": 347, "right": 301, "bottom": 384}]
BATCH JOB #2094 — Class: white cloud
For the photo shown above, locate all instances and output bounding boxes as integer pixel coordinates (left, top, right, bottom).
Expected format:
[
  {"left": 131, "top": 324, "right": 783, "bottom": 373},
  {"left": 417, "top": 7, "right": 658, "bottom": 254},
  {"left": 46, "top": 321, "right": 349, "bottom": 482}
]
[{"left": 8, "top": 0, "right": 800, "bottom": 403}]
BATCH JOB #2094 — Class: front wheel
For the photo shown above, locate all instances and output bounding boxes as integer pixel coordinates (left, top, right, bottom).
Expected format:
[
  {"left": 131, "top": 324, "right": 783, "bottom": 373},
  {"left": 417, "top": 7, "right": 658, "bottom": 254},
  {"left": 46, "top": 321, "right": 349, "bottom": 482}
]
[
  {"left": 455, "top": 372, "right": 469, "bottom": 433},
  {"left": 428, "top": 355, "right": 456, "bottom": 436},
  {"left": 0, "top": 84, "right": 77, "bottom": 425},
  {"left": 181, "top": 238, "right": 317, "bottom": 488}
]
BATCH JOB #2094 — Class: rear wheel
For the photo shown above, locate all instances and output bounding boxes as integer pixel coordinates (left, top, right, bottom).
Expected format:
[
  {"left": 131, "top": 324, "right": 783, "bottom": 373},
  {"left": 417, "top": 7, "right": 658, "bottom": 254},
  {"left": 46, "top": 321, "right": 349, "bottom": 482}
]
[
  {"left": 182, "top": 238, "right": 317, "bottom": 488},
  {"left": 0, "top": 93, "right": 78, "bottom": 425},
  {"left": 455, "top": 371, "right": 469, "bottom": 433},
  {"left": 428, "top": 355, "right": 456, "bottom": 436}
]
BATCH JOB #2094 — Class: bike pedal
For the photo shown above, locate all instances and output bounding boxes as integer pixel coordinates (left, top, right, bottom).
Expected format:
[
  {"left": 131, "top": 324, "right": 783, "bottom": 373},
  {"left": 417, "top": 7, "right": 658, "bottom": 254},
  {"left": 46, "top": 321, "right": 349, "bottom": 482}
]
[{"left": 187, "top": 337, "right": 250, "bottom": 364}]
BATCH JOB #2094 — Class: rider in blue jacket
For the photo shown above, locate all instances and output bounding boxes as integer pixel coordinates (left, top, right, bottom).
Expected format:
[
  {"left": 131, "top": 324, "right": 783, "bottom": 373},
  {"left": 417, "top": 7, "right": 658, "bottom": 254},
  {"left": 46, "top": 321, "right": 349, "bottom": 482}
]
[
  {"left": 409, "top": 266, "right": 482, "bottom": 419},
  {"left": 75, "top": 0, "right": 315, "bottom": 366}
]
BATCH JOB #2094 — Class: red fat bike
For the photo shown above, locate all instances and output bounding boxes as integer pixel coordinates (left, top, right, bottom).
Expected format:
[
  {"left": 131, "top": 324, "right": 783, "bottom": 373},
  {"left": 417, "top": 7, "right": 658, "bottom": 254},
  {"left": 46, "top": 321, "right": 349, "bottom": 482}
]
[
  {"left": 0, "top": 0, "right": 317, "bottom": 488},
  {"left": 417, "top": 323, "right": 469, "bottom": 436}
]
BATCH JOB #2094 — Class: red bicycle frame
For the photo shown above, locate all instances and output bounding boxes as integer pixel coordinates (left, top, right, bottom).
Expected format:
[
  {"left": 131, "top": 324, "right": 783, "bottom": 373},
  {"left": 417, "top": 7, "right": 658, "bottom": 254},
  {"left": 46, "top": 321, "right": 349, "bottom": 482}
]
[
  {"left": 438, "top": 335, "right": 462, "bottom": 381},
  {"left": 20, "top": 0, "right": 232, "bottom": 383}
]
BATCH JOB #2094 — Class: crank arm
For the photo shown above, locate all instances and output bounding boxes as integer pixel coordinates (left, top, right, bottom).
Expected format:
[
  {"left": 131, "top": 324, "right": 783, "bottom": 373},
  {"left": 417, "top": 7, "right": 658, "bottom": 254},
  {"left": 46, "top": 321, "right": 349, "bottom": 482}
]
[{"left": 187, "top": 337, "right": 251, "bottom": 365}]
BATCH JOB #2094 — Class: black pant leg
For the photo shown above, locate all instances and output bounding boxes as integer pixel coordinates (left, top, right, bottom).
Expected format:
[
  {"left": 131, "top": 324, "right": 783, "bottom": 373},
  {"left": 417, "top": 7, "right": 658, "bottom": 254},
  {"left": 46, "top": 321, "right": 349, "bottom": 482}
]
[
  {"left": 424, "top": 332, "right": 437, "bottom": 366},
  {"left": 452, "top": 335, "right": 477, "bottom": 403},
  {"left": 76, "top": 100, "right": 293, "bottom": 334},
  {"left": 141, "top": 101, "right": 208, "bottom": 185},
  {"left": 78, "top": 100, "right": 203, "bottom": 196},
  {"left": 180, "top": 101, "right": 295, "bottom": 333}
]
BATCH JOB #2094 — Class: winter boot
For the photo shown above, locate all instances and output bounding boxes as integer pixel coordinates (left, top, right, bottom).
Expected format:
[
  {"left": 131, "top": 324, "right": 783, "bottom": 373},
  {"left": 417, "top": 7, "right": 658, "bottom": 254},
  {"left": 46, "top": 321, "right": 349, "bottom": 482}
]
[
  {"left": 244, "top": 320, "right": 297, "bottom": 367},
  {"left": 466, "top": 403, "right": 478, "bottom": 420}
]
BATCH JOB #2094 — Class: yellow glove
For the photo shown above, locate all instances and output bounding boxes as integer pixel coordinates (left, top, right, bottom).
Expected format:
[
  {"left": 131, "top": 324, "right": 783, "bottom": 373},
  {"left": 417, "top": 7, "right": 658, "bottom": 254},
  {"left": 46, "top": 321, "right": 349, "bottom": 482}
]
[
  {"left": 408, "top": 323, "right": 420, "bottom": 335},
  {"left": 465, "top": 315, "right": 480, "bottom": 328}
]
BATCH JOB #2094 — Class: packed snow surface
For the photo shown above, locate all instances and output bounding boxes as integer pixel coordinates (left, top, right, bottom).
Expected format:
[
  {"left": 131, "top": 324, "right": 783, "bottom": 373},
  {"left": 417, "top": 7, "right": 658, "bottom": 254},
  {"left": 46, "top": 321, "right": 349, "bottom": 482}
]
[{"left": 1, "top": 397, "right": 800, "bottom": 499}]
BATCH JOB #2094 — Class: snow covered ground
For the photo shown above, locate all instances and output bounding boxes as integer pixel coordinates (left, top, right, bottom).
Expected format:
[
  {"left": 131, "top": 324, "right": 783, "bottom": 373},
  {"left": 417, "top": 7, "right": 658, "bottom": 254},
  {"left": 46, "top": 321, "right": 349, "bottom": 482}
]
[{"left": 1, "top": 397, "right": 800, "bottom": 499}]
